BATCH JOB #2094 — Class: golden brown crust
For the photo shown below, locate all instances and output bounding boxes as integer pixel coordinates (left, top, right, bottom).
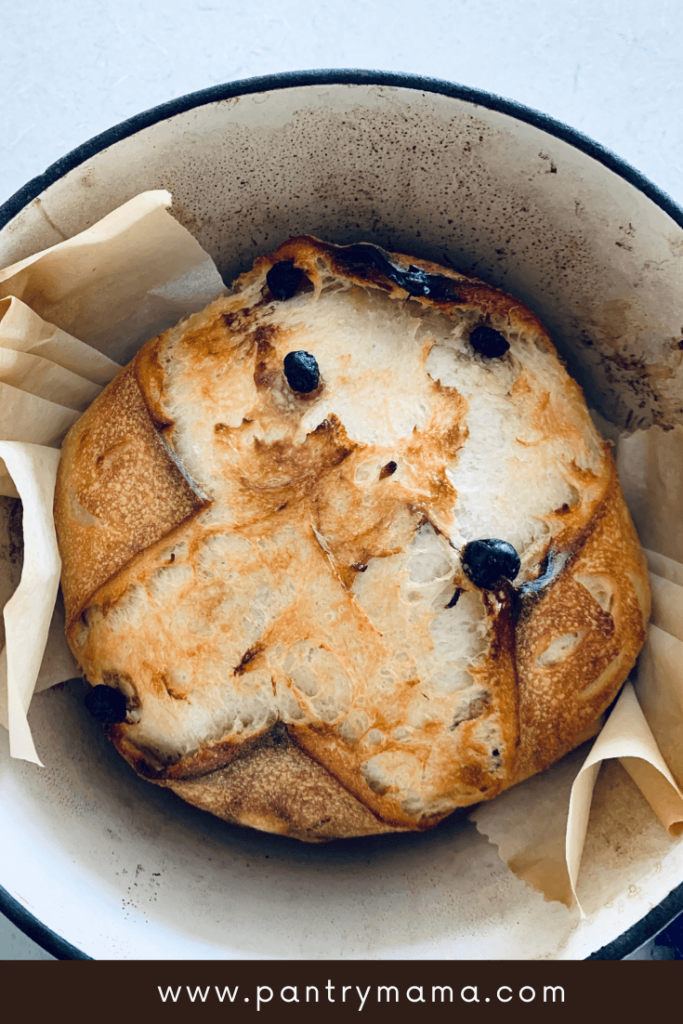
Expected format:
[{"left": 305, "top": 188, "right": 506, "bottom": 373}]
[
  {"left": 55, "top": 366, "right": 208, "bottom": 628},
  {"left": 160, "top": 724, "right": 398, "bottom": 842},
  {"left": 515, "top": 457, "right": 649, "bottom": 780},
  {"left": 54, "top": 235, "right": 651, "bottom": 841}
]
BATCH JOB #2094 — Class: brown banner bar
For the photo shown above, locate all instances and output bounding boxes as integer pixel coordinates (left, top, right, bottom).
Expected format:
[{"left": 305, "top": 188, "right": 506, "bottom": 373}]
[{"left": 3, "top": 960, "right": 674, "bottom": 1022}]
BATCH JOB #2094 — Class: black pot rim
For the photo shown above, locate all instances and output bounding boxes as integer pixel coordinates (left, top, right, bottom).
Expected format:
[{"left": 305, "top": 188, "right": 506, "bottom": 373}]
[
  {"left": 0, "top": 884, "right": 92, "bottom": 960},
  {"left": 1, "top": 67, "right": 682, "bottom": 963}
]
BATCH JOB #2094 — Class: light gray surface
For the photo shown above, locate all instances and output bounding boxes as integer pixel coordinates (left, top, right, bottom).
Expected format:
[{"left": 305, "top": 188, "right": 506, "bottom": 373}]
[
  {"left": 1, "top": 0, "right": 682, "bottom": 961},
  {"left": 0, "top": 914, "right": 53, "bottom": 961}
]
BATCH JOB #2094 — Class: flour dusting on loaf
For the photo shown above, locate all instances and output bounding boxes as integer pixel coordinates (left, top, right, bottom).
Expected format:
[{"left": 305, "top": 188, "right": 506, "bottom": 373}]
[{"left": 54, "top": 237, "right": 650, "bottom": 840}]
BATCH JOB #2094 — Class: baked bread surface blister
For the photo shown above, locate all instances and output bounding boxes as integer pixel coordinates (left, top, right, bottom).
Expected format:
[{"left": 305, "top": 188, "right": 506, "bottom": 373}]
[{"left": 54, "top": 237, "right": 650, "bottom": 841}]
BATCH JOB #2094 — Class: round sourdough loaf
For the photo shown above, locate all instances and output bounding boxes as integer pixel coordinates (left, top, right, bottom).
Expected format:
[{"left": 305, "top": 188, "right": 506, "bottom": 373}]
[{"left": 54, "top": 237, "right": 650, "bottom": 841}]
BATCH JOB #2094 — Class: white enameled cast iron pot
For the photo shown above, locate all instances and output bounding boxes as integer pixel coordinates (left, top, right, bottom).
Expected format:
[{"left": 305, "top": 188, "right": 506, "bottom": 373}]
[{"left": 1, "top": 70, "right": 683, "bottom": 961}]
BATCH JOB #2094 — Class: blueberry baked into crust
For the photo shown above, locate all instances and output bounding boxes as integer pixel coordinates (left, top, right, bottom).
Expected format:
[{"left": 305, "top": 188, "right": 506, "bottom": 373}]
[{"left": 54, "top": 237, "right": 650, "bottom": 841}]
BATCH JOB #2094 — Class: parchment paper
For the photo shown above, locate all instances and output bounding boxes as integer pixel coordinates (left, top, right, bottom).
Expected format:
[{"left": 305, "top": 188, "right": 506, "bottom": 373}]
[
  {"left": 0, "top": 443, "right": 61, "bottom": 763},
  {"left": 0, "top": 190, "right": 224, "bottom": 758},
  {"left": 1, "top": 189, "right": 682, "bottom": 911},
  {"left": 0, "top": 296, "right": 122, "bottom": 496},
  {"left": 0, "top": 190, "right": 224, "bottom": 364}
]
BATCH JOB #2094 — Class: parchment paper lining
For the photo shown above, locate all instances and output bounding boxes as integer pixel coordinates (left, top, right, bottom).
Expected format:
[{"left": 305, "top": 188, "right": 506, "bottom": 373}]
[{"left": 0, "top": 190, "right": 681, "bottom": 910}]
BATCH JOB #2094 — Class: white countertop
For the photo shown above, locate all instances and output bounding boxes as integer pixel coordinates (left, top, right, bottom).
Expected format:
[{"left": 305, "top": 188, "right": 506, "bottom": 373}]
[
  {"left": 1, "top": 0, "right": 682, "bottom": 960},
  {"left": 3, "top": 0, "right": 682, "bottom": 211}
]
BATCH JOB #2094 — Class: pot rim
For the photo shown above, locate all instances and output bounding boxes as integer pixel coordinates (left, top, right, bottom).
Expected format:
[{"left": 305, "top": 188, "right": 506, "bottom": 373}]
[{"left": 1, "top": 67, "right": 681, "bottom": 962}]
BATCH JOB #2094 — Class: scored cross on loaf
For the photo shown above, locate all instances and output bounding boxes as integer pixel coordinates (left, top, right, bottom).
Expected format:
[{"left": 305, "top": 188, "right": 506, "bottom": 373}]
[{"left": 54, "top": 237, "right": 650, "bottom": 841}]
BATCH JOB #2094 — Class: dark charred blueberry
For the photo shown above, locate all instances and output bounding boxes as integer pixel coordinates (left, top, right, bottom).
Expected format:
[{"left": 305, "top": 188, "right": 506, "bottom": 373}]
[
  {"left": 461, "top": 539, "right": 520, "bottom": 589},
  {"left": 266, "top": 261, "right": 304, "bottom": 301},
  {"left": 84, "top": 685, "right": 127, "bottom": 724},
  {"left": 334, "top": 243, "right": 461, "bottom": 301},
  {"left": 379, "top": 460, "right": 397, "bottom": 480},
  {"left": 283, "top": 350, "right": 320, "bottom": 393},
  {"left": 445, "top": 588, "right": 461, "bottom": 609},
  {"left": 469, "top": 325, "right": 510, "bottom": 358}
]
